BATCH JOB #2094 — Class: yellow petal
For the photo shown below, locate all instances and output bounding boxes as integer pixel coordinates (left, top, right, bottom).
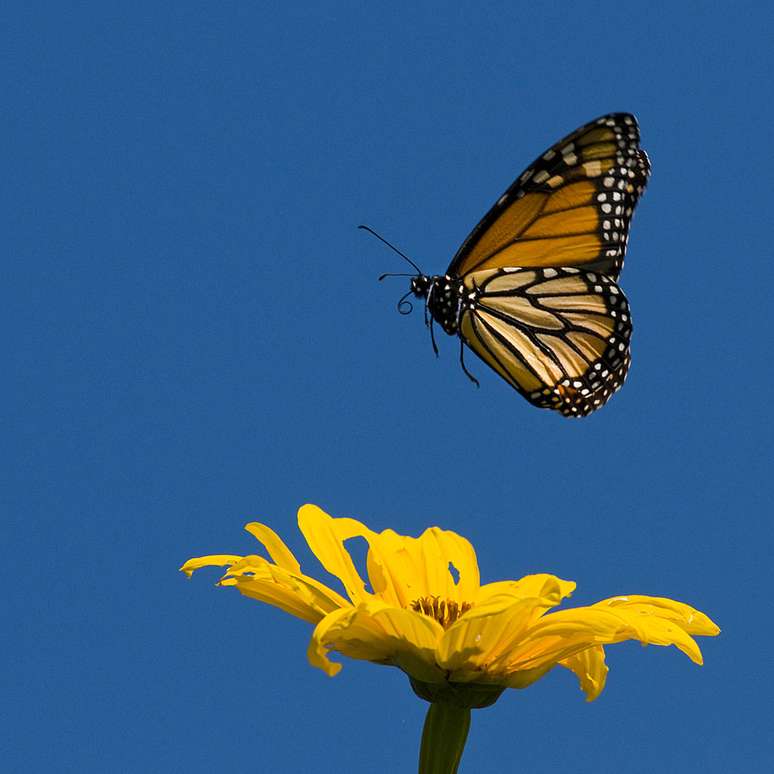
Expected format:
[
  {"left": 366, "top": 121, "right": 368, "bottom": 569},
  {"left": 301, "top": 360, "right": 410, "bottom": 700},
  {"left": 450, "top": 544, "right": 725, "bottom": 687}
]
[
  {"left": 594, "top": 595, "right": 720, "bottom": 636},
  {"left": 587, "top": 606, "right": 706, "bottom": 664},
  {"left": 478, "top": 574, "right": 576, "bottom": 606},
  {"left": 365, "top": 526, "right": 480, "bottom": 609},
  {"left": 504, "top": 603, "right": 708, "bottom": 672},
  {"left": 437, "top": 595, "right": 531, "bottom": 675},
  {"left": 425, "top": 527, "right": 480, "bottom": 602},
  {"left": 244, "top": 522, "right": 302, "bottom": 574},
  {"left": 559, "top": 646, "right": 608, "bottom": 701},
  {"left": 502, "top": 663, "right": 554, "bottom": 690},
  {"left": 297, "top": 504, "right": 375, "bottom": 604},
  {"left": 297, "top": 505, "right": 374, "bottom": 600},
  {"left": 306, "top": 607, "right": 351, "bottom": 676},
  {"left": 438, "top": 577, "right": 571, "bottom": 677},
  {"left": 180, "top": 554, "right": 244, "bottom": 577},
  {"left": 183, "top": 551, "right": 349, "bottom": 624},
  {"left": 229, "top": 557, "right": 350, "bottom": 624},
  {"left": 307, "top": 600, "right": 445, "bottom": 683}
]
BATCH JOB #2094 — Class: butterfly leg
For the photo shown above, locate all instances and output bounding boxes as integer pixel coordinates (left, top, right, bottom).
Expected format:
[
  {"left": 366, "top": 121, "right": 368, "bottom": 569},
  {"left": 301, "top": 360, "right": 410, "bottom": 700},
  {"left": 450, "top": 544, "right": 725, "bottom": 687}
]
[
  {"left": 459, "top": 338, "right": 479, "bottom": 387},
  {"left": 429, "top": 314, "right": 439, "bottom": 356},
  {"left": 425, "top": 285, "right": 439, "bottom": 356}
]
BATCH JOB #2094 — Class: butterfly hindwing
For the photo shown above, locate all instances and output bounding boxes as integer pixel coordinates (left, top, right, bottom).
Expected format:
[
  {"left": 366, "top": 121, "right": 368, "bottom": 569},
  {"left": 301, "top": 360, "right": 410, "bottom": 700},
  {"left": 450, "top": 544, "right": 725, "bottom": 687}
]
[
  {"left": 458, "top": 267, "right": 632, "bottom": 416},
  {"left": 447, "top": 114, "right": 650, "bottom": 281}
]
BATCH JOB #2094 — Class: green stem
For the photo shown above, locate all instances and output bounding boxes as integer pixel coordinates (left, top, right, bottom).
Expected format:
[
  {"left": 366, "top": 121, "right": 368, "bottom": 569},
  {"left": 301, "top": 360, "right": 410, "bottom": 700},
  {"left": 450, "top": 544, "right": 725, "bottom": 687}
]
[{"left": 418, "top": 702, "right": 471, "bottom": 774}]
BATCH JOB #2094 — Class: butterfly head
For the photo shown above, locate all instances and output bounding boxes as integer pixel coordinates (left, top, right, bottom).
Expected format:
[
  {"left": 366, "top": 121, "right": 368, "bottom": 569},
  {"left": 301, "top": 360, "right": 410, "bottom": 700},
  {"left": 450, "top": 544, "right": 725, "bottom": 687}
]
[{"left": 410, "top": 274, "right": 432, "bottom": 299}]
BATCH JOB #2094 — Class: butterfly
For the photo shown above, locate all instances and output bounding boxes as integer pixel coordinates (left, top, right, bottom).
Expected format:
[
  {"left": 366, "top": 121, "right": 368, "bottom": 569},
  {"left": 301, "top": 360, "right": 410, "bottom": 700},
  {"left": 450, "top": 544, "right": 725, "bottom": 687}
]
[{"left": 364, "top": 113, "right": 650, "bottom": 417}]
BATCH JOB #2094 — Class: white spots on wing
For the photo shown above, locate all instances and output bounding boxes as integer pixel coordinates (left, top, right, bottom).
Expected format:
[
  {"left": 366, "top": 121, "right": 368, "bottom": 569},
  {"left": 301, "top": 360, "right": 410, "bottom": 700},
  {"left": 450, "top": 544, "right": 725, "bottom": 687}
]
[{"left": 533, "top": 170, "right": 549, "bottom": 184}]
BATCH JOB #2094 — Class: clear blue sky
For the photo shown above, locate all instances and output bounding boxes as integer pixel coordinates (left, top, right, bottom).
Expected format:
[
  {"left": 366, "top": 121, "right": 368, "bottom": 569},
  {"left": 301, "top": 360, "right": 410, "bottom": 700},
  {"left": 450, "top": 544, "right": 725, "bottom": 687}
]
[{"left": 5, "top": 2, "right": 772, "bottom": 771}]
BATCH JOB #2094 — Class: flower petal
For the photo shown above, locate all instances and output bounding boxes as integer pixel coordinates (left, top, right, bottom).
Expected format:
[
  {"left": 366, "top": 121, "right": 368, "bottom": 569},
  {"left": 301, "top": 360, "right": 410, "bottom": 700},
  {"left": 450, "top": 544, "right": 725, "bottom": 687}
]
[
  {"left": 437, "top": 594, "right": 521, "bottom": 676},
  {"left": 365, "top": 527, "right": 480, "bottom": 608},
  {"left": 438, "top": 575, "right": 572, "bottom": 678},
  {"left": 297, "top": 504, "right": 375, "bottom": 604},
  {"left": 244, "top": 522, "right": 302, "bottom": 574},
  {"left": 503, "top": 600, "right": 712, "bottom": 674},
  {"left": 478, "top": 574, "right": 576, "bottom": 606},
  {"left": 594, "top": 595, "right": 720, "bottom": 636},
  {"left": 182, "top": 552, "right": 349, "bottom": 624},
  {"left": 307, "top": 600, "right": 445, "bottom": 683},
  {"left": 502, "top": 663, "right": 554, "bottom": 690},
  {"left": 180, "top": 555, "right": 244, "bottom": 577},
  {"left": 559, "top": 646, "right": 608, "bottom": 701},
  {"left": 230, "top": 556, "right": 351, "bottom": 623}
]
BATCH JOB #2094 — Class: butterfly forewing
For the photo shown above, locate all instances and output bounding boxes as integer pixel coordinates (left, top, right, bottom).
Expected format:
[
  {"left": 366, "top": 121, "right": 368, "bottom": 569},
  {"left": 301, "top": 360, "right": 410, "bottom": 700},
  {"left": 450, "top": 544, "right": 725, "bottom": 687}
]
[
  {"left": 459, "top": 267, "right": 632, "bottom": 416},
  {"left": 447, "top": 113, "right": 650, "bottom": 281}
]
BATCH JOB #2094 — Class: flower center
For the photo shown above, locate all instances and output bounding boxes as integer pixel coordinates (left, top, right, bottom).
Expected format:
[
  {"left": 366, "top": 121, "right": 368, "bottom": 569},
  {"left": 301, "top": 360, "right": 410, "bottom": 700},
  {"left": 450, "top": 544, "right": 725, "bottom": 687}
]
[{"left": 411, "top": 595, "right": 472, "bottom": 629}]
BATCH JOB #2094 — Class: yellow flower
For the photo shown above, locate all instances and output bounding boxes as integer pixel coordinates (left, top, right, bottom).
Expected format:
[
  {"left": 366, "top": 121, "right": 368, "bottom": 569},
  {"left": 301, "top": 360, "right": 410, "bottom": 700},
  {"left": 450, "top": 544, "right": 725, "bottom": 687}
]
[{"left": 181, "top": 504, "right": 719, "bottom": 703}]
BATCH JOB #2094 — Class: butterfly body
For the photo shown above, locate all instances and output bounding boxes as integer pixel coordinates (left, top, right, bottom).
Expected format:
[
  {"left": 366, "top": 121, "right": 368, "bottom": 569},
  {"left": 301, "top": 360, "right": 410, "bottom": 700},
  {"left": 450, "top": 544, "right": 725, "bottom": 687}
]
[
  {"left": 377, "top": 113, "right": 650, "bottom": 417},
  {"left": 411, "top": 274, "right": 467, "bottom": 335}
]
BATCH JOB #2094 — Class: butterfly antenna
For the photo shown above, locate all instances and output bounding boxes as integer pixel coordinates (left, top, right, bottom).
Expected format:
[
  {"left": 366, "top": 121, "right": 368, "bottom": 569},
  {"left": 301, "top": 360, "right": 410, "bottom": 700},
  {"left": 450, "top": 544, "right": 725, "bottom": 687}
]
[
  {"left": 378, "top": 271, "right": 415, "bottom": 281},
  {"left": 396, "top": 289, "right": 414, "bottom": 315},
  {"left": 358, "top": 224, "right": 424, "bottom": 275}
]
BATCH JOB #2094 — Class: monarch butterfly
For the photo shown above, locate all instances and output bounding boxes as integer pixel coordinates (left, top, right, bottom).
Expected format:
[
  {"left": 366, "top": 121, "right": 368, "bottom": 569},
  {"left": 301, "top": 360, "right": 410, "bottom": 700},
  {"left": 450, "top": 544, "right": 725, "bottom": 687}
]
[{"left": 364, "top": 113, "right": 650, "bottom": 417}]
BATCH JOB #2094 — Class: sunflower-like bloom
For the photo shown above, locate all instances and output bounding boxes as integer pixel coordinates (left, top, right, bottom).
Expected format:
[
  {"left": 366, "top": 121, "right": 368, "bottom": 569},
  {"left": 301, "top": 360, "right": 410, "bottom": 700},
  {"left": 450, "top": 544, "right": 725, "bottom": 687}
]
[{"left": 181, "top": 504, "right": 719, "bottom": 704}]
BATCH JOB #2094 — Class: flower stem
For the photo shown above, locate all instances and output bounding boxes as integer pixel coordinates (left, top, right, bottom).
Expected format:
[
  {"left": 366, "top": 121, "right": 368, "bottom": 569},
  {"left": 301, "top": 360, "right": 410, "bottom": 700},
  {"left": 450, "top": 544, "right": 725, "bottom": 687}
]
[{"left": 418, "top": 702, "right": 471, "bottom": 774}]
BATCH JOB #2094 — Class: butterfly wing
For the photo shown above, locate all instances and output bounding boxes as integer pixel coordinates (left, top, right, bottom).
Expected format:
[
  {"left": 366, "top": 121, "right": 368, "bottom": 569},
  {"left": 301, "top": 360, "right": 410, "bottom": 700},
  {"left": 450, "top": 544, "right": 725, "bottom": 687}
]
[
  {"left": 459, "top": 267, "right": 632, "bottom": 416},
  {"left": 447, "top": 114, "right": 650, "bottom": 281}
]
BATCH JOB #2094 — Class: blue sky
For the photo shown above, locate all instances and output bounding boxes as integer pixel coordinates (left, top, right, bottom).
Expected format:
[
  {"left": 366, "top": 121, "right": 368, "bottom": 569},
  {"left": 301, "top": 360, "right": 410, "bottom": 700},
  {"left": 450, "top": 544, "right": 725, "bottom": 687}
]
[{"left": 5, "top": 1, "right": 772, "bottom": 771}]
